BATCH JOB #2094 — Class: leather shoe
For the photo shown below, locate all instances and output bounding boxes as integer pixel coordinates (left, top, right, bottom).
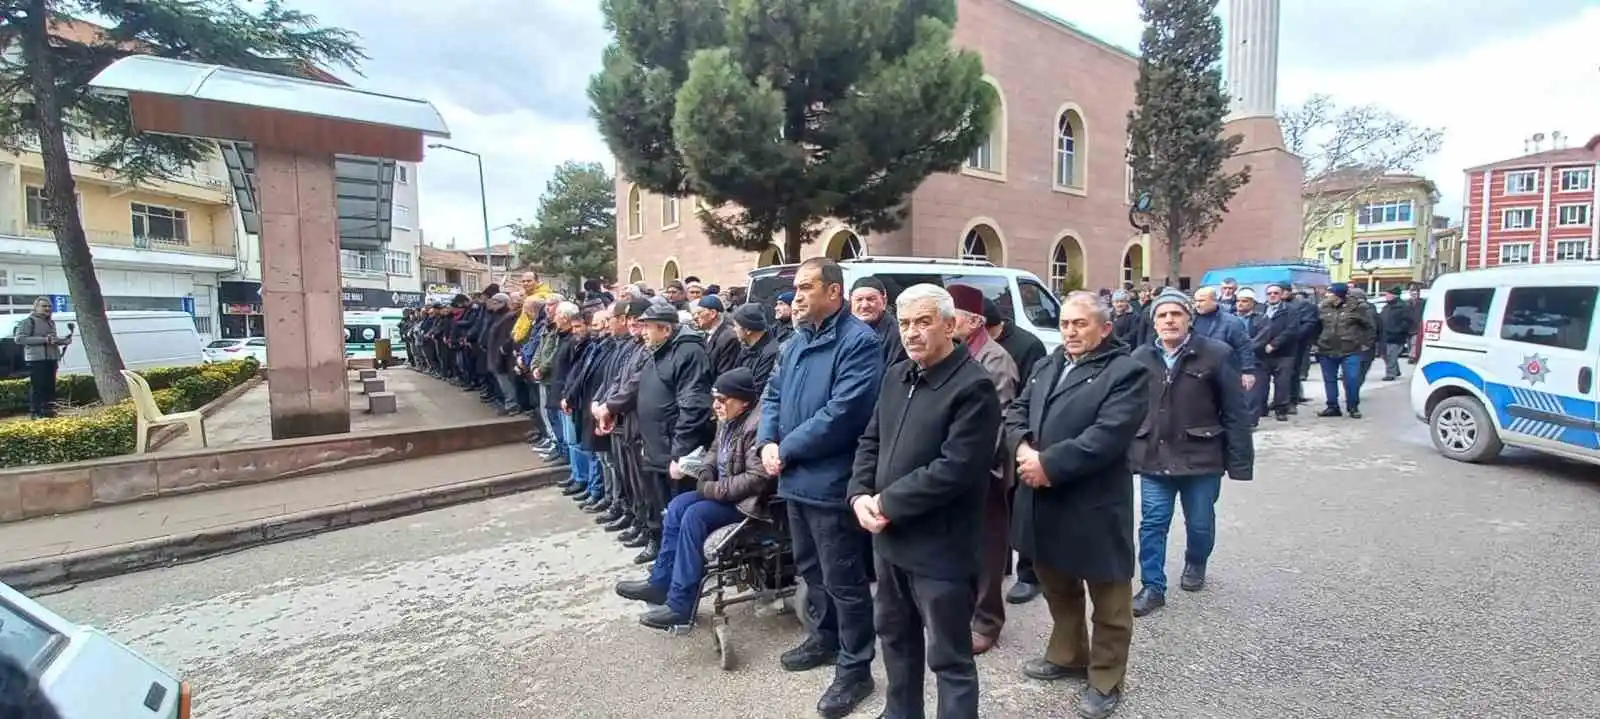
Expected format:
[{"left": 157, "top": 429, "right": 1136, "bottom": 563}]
[
  {"left": 560, "top": 483, "right": 587, "bottom": 497},
  {"left": 604, "top": 514, "right": 633, "bottom": 532},
  {"left": 638, "top": 605, "right": 690, "bottom": 631},
  {"left": 1179, "top": 563, "right": 1206, "bottom": 592},
  {"left": 632, "top": 538, "right": 659, "bottom": 564},
  {"left": 971, "top": 632, "right": 996, "bottom": 655},
  {"left": 1132, "top": 586, "right": 1165, "bottom": 617},
  {"left": 1005, "top": 581, "right": 1041, "bottom": 605},
  {"left": 1076, "top": 686, "right": 1121, "bottom": 719},
  {"left": 779, "top": 637, "right": 835, "bottom": 672},
  {"left": 622, "top": 532, "right": 650, "bottom": 549},
  {"left": 1022, "top": 658, "right": 1087, "bottom": 681},
  {"left": 816, "top": 676, "right": 874, "bottom": 719},
  {"left": 615, "top": 578, "right": 667, "bottom": 605},
  {"left": 617, "top": 526, "right": 642, "bottom": 543},
  {"left": 580, "top": 498, "right": 605, "bottom": 512}
]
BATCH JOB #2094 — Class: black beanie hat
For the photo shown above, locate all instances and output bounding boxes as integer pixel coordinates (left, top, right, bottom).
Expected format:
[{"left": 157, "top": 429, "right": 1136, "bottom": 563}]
[
  {"left": 850, "top": 277, "right": 887, "bottom": 295},
  {"left": 732, "top": 303, "right": 768, "bottom": 332},
  {"left": 713, "top": 367, "right": 760, "bottom": 403}
]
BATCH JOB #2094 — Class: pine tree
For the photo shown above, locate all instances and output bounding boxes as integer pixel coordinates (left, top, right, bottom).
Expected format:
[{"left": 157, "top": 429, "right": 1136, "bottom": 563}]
[
  {"left": 0, "top": 0, "right": 362, "bottom": 402},
  {"left": 514, "top": 161, "right": 618, "bottom": 290},
  {"left": 589, "top": 0, "right": 993, "bottom": 261},
  {"left": 1126, "top": 0, "right": 1250, "bottom": 286}
]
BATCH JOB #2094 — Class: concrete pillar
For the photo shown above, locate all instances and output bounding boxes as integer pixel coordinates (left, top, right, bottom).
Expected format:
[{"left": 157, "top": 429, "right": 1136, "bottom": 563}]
[
  {"left": 256, "top": 147, "right": 350, "bottom": 439},
  {"left": 1226, "top": 0, "right": 1280, "bottom": 120}
]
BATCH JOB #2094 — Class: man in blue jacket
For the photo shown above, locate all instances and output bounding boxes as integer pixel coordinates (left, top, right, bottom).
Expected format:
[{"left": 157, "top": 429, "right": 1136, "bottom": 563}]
[{"left": 758, "top": 257, "right": 883, "bottom": 719}]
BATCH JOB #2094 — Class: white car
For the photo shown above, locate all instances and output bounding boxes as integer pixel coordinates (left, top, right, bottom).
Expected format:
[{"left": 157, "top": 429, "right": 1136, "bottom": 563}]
[
  {"left": 1, "top": 581, "right": 190, "bottom": 719},
  {"left": 203, "top": 337, "right": 268, "bottom": 365}
]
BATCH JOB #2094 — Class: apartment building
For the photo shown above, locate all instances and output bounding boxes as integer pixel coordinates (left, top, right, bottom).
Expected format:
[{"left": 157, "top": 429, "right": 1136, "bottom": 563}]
[
  {"left": 1303, "top": 172, "right": 1438, "bottom": 292},
  {"left": 1461, "top": 134, "right": 1600, "bottom": 270},
  {"left": 0, "top": 136, "right": 237, "bottom": 338},
  {"left": 419, "top": 246, "right": 490, "bottom": 303}
]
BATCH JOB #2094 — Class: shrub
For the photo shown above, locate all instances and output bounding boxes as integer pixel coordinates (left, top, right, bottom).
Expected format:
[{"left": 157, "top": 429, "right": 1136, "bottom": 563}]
[
  {"left": 0, "top": 358, "right": 260, "bottom": 468},
  {"left": 0, "top": 358, "right": 259, "bottom": 415}
]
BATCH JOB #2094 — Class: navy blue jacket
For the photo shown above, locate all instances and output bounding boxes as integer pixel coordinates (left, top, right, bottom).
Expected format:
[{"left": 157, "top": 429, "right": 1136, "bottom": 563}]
[
  {"left": 1192, "top": 310, "right": 1256, "bottom": 372},
  {"left": 758, "top": 304, "right": 883, "bottom": 507}
]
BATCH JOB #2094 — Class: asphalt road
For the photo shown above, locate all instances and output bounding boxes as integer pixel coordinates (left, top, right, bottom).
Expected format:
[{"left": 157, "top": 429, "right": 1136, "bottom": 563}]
[{"left": 41, "top": 376, "right": 1600, "bottom": 718}]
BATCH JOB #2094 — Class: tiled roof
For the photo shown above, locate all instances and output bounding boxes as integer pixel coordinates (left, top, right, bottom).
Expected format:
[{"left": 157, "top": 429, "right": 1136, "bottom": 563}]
[
  {"left": 419, "top": 246, "right": 489, "bottom": 272},
  {"left": 1304, "top": 168, "right": 1435, "bottom": 196},
  {"left": 1464, "top": 135, "right": 1600, "bottom": 173}
]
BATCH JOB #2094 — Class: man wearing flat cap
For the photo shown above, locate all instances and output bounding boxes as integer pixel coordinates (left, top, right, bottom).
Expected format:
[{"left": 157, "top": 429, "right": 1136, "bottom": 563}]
[
  {"left": 628, "top": 303, "right": 715, "bottom": 563},
  {"left": 731, "top": 303, "right": 780, "bottom": 389},
  {"left": 947, "top": 284, "right": 1020, "bottom": 656},
  {"left": 692, "top": 294, "right": 742, "bottom": 375},
  {"left": 850, "top": 277, "right": 909, "bottom": 369}
]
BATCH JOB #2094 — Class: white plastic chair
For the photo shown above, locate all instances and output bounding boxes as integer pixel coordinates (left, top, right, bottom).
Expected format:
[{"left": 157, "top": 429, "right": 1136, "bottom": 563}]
[{"left": 121, "top": 370, "right": 207, "bottom": 453}]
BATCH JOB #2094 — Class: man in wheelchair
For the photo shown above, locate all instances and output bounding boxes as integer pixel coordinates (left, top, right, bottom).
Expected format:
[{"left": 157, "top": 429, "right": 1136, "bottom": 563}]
[{"left": 615, "top": 366, "right": 777, "bottom": 630}]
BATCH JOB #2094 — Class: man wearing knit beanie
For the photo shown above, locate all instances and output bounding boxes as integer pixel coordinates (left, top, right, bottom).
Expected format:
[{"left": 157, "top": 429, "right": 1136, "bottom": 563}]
[
  {"left": 771, "top": 290, "right": 797, "bottom": 344},
  {"left": 1126, "top": 287, "right": 1254, "bottom": 621},
  {"left": 732, "top": 303, "right": 779, "bottom": 388}
]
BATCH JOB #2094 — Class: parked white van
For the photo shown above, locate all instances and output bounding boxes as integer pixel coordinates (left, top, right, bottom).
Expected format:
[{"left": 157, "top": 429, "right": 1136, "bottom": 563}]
[
  {"left": 1410, "top": 262, "right": 1600, "bottom": 466},
  {"left": 1, "top": 310, "right": 206, "bottom": 380},
  {"left": 747, "top": 257, "right": 1065, "bottom": 352}
]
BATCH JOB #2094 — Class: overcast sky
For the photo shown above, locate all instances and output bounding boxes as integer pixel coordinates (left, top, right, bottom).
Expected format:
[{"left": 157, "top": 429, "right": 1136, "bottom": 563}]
[{"left": 286, "top": 0, "right": 1600, "bottom": 247}]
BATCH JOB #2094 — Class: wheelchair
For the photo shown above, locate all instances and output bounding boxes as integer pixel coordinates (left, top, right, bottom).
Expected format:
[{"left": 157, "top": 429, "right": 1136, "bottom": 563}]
[{"left": 697, "top": 497, "right": 812, "bottom": 670}]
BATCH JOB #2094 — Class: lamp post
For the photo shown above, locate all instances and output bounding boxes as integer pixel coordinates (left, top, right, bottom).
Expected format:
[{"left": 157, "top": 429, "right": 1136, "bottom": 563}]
[{"left": 427, "top": 143, "right": 492, "bottom": 282}]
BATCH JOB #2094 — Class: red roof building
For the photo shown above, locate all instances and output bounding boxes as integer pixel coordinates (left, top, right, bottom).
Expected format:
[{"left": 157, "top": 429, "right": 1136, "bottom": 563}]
[{"left": 1460, "top": 135, "right": 1600, "bottom": 269}]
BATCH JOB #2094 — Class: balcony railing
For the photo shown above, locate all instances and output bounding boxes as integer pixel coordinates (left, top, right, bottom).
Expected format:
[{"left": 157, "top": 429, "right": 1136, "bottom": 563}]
[
  {"left": 5, "top": 135, "right": 227, "bottom": 189},
  {"left": 3, "top": 221, "right": 235, "bottom": 257}
]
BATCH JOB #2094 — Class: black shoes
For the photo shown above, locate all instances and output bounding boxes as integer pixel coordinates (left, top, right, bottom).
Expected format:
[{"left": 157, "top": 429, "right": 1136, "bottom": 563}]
[
  {"left": 780, "top": 637, "right": 836, "bottom": 672},
  {"left": 560, "top": 483, "right": 587, "bottom": 497},
  {"left": 632, "top": 538, "right": 659, "bottom": 565},
  {"left": 604, "top": 514, "right": 633, "bottom": 532},
  {"left": 1179, "top": 563, "right": 1206, "bottom": 592},
  {"left": 1022, "top": 658, "right": 1088, "bottom": 681},
  {"left": 1076, "top": 686, "right": 1122, "bottom": 719},
  {"left": 1005, "top": 581, "right": 1042, "bottom": 605},
  {"left": 638, "top": 605, "right": 691, "bottom": 631},
  {"left": 580, "top": 497, "right": 607, "bottom": 512},
  {"left": 1348, "top": 408, "right": 1363, "bottom": 419},
  {"left": 1131, "top": 586, "right": 1165, "bottom": 617},
  {"left": 618, "top": 526, "right": 642, "bottom": 543},
  {"left": 1274, "top": 410, "right": 1289, "bottom": 421},
  {"left": 1317, "top": 406, "right": 1342, "bottom": 418},
  {"left": 816, "top": 675, "right": 874, "bottom": 719},
  {"left": 615, "top": 578, "right": 667, "bottom": 605}
]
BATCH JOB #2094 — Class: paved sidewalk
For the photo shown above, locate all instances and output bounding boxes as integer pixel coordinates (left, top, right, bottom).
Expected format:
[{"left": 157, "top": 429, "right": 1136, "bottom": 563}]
[{"left": 0, "top": 443, "right": 555, "bottom": 569}]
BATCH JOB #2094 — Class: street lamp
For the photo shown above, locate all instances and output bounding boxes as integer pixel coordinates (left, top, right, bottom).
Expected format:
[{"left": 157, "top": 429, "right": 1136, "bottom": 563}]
[{"left": 427, "top": 142, "right": 492, "bottom": 278}]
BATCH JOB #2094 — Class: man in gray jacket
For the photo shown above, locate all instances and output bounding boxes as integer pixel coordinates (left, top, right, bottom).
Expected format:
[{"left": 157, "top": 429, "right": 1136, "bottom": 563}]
[{"left": 12, "top": 297, "right": 71, "bottom": 419}]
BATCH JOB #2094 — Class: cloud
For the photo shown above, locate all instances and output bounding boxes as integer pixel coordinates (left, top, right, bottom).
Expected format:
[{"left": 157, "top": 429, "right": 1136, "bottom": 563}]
[{"left": 287, "top": 0, "right": 1596, "bottom": 246}]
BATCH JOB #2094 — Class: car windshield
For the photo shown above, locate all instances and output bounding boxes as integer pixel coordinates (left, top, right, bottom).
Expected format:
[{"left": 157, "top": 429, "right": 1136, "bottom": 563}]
[{"left": 0, "top": 598, "right": 59, "bottom": 671}]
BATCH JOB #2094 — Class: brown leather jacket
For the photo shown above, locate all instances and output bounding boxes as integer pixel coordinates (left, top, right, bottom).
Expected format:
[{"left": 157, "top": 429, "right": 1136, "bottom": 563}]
[{"left": 688, "top": 408, "right": 776, "bottom": 520}]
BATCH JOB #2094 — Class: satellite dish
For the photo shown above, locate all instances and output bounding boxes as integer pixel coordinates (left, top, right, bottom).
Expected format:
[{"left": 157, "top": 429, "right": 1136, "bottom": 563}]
[{"left": 1533, "top": 132, "right": 1546, "bottom": 143}]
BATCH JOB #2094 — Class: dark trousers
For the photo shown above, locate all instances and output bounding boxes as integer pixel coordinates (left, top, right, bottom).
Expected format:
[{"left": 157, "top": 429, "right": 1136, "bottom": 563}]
[
  {"left": 789, "top": 501, "right": 876, "bottom": 680},
  {"left": 1033, "top": 564, "right": 1133, "bottom": 695},
  {"left": 1245, "top": 368, "right": 1268, "bottom": 423},
  {"left": 1006, "top": 484, "right": 1038, "bottom": 585},
  {"left": 640, "top": 469, "right": 676, "bottom": 534},
  {"left": 27, "top": 360, "right": 57, "bottom": 416},
  {"left": 1292, "top": 341, "right": 1312, "bottom": 402},
  {"left": 876, "top": 556, "right": 979, "bottom": 719},
  {"left": 973, "top": 472, "right": 1010, "bottom": 640},
  {"left": 616, "top": 437, "right": 644, "bottom": 520},
  {"left": 1265, "top": 354, "right": 1296, "bottom": 413}
]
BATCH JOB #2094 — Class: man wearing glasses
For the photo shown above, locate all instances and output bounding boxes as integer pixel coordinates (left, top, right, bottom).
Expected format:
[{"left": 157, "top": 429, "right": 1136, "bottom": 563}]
[{"left": 1256, "top": 285, "right": 1301, "bottom": 422}]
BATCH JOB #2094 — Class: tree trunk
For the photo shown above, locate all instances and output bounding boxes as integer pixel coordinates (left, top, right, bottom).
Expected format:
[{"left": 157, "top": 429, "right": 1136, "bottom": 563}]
[
  {"left": 1164, "top": 224, "right": 1183, "bottom": 290},
  {"left": 783, "top": 219, "right": 805, "bottom": 266},
  {"left": 21, "top": 0, "right": 130, "bottom": 404}
]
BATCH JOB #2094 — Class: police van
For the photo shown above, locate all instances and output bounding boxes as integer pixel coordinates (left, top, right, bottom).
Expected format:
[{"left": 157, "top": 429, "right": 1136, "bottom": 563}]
[{"left": 1410, "top": 262, "right": 1600, "bottom": 466}]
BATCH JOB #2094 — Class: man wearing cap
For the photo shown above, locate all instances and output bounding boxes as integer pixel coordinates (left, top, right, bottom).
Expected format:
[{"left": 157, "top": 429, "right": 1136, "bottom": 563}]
[
  {"left": 1377, "top": 286, "right": 1414, "bottom": 381},
  {"left": 693, "top": 295, "right": 742, "bottom": 375},
  {"left": 616, "top": 367, "right": 776, "bottom": 631},
  {"left": 759, "top": 258, "right": 883, "bottom": 718},
  {"left": 662, "top": 280, "right": 689, "bottom": 311},
  {"left": 1129, "top": 290, "right": 1254, "bottom": 620},
  {"left": 595, "top": 298, "right": 657, "bottom": 541},
  {"left": 731, "top": 303, "right": 780, "bottom": 389},
  {"left": 1005, "top": 291, "right": 1149, "bottom": 719},
  {"left": 772, "top": 291, "right": 797, "bottom": 344},
  {"left": 980, "top": 297, "right": 1048, "bottom": 606},
  {"left": 848, "top": 284, "right": 1000, "bottom": 719},
  {"left": 1315, "top": 283, "right": 1375, "bottom": 419},
  {"left": 946, "top": 285, "right": 1020, "bottom": 655},
  {"left": 849, "top": 277, "right": 909, "bottom": 370},
  {"left": 630, "top": 303, "right": 715, "bottom": 563}
]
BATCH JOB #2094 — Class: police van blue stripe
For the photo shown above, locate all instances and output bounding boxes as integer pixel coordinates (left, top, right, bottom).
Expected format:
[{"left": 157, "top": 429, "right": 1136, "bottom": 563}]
[{"left": 1421, "top": 360, "right": 1599, "bottom": 451}]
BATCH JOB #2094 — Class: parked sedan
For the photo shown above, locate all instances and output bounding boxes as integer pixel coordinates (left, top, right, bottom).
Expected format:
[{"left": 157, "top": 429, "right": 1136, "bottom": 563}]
[
  {"left": 203, "top": 336, "right": 268, "bottom": 365},
  {"left": 1, "top": 581, "right": 189, "bottom": 719}
]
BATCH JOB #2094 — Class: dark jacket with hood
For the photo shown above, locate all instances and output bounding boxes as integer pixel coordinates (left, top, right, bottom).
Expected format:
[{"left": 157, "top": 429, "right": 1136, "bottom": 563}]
[{"left": 637, "top": 327, "right": 715, "bottom": 472}]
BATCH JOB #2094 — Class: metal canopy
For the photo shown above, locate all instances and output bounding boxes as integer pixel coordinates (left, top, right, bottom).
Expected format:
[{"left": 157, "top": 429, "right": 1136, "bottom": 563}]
[{"left": 218, "top": 142, "right": 396, "bottom": 251}]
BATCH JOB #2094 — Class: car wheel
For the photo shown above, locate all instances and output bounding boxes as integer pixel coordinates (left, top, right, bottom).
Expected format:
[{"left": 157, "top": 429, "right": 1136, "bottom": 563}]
[{"left": 1428, "top": 395, "right": 1503, "bottom": 463}]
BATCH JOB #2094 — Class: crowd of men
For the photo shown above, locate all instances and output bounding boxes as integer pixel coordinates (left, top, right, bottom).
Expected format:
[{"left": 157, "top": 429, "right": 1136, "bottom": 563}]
[{"left": 390, "top": 263, "right": 1419, "bottom": 719}]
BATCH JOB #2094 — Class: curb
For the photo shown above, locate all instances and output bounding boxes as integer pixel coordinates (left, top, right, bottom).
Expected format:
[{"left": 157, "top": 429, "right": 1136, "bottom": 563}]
[{"left": 1, "top": 465, "right": 567, "bottom": 592}]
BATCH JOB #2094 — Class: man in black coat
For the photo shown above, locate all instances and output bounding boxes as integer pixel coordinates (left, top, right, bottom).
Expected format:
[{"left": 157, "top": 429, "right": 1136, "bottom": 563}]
[
  {"left": 632, "top": 303, "right": 715, "bottom": 564},
  {"left": 731, "top": 303, "right": 780, "bottom": 390},
  {"left": 692, "top": 295, "right": 743, "bottom": 376},
  {"left": 848, "top": 284, "right": 1001, "bottom": 719},
  {"left": 1377, "top": 286, "right": 1415, "bottom": 380},
  {"left": 1257, "top": 285, "right": 1300, "bottom": 422},
  {"left": 1005, "top": 291, "right": 1150, "bottom": 719},
  {"left": 850, "top": 277, "right": 909, "bottom": 369},
  {"left": 982, "top": 298, "right": 1047, "bottom": 605},
  {"left": 1128, "top": 291, "right": 1254, "bottom": 619},
  {"left": 1289, "top": 289, "right": 1321, "bottom": 406}
]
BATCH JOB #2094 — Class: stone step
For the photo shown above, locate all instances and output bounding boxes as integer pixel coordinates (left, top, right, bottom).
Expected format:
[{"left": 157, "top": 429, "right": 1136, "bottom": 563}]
[
  {"left": 361, "top": 378, "right": 386, "bottom": 394},
  {"left": 366, "top": 391, "right": 397, "bottom": 414}
]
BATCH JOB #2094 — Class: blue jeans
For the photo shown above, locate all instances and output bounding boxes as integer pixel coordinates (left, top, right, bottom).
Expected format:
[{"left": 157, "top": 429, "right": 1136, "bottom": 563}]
[
  {"left": 561, "top": 414, "right": 601, "bottom": 498},
  {"left": 1318, "top": 353, "right": 1363, "bottom": 411},
  {"left": 647, "top": 492, "right": 744, "bottom": 618},
  {"left": 1138, "top": 473, "right": 1223, "bottom": 594}
]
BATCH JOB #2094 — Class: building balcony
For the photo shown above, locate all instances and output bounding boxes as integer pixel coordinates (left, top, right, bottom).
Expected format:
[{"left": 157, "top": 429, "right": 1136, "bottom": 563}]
[
  {"left": 0, "top": 221, "right": 237, "bottom": 272},
  {"left": 2, "top": 138, "right": 231, "bottom": 206}
]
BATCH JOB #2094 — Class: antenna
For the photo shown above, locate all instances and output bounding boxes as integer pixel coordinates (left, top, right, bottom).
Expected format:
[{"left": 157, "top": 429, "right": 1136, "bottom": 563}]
[
  {"left": 1533, "top": 132, "right": 1546, "bottom": 151},
  {"left": 1553, "top": 131, "right": 1566, "bottom": 148}
]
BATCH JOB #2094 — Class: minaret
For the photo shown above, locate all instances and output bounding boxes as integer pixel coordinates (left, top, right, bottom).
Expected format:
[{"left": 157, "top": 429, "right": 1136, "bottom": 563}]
[{"left": 1225, "top": 0, "right": 1280, "bottom": 120}]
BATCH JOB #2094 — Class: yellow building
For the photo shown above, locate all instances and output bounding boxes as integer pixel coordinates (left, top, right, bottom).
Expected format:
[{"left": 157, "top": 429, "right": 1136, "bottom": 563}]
[
  {"left": 1302, "top": 172, "right": 1438, "bottom": 293},
  {"left": 0, "top": 134, "right": 238, "bottom": 335}
]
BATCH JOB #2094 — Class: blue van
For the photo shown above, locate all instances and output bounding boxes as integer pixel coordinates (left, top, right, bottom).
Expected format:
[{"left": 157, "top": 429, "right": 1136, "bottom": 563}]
[{"left": 1198, "top": 260, "right": 1333, "bottom": 295}]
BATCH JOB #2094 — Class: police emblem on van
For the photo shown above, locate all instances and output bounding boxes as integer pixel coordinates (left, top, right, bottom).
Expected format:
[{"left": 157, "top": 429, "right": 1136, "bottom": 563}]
[{"left": 1519, "top": 354, "right": 1550, "bottom": 384}]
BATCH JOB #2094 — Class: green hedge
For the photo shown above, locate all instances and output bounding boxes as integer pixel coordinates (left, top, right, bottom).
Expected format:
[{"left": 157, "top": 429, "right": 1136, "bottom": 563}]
[
  {"left": 0, "top": 363, "right": 223, "bottom": 416},
  {"left": 0, "top": 358, "right": 260, "bottom": 468}
]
